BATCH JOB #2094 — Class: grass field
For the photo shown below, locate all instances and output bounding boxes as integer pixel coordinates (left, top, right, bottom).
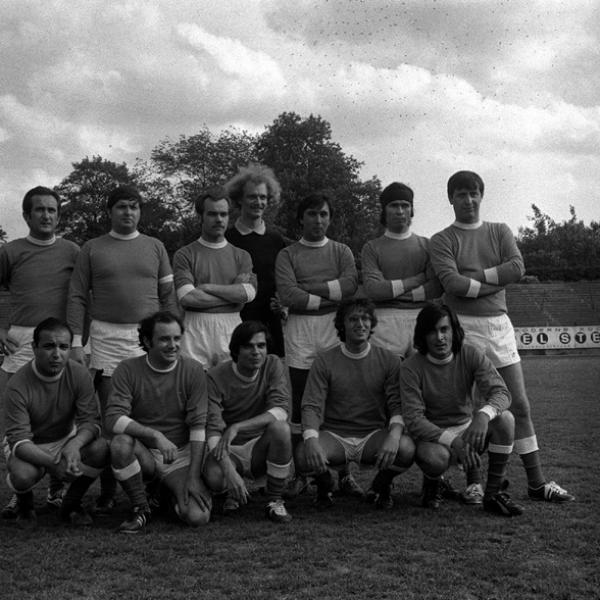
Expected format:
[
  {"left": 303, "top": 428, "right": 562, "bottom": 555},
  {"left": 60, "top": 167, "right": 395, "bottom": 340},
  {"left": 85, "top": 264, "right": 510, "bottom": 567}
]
[{"left": 0, "top": 356, "right": 597, "bottom": 600}]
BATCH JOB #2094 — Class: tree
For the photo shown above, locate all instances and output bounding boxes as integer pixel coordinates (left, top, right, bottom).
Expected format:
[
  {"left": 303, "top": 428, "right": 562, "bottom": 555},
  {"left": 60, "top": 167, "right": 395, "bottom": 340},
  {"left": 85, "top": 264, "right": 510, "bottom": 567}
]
[
  {"left": 55, "top": 156, "right": 139, "bottom": 245},
  {"left": 0, "top": 226, "right": 7, "bottom": 244},
  {"left": 255, "top": 112, "right": 381, "bottom": 255},
  {"left": 518, "top": 205, "right": 600, "bottom": 280}
]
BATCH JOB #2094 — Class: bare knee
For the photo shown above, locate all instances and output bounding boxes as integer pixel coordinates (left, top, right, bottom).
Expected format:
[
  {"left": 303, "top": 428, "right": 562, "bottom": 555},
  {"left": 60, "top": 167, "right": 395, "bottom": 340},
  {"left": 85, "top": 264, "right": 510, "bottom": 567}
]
[
  {"left": 415, "top": 442, "right": 450, "bottom": 477},
  {"left": 83, "top": 438, "right": 110, "bottom": 469},
  {"left": 110, "top": 434, "right": 136, "bottom": 465},
  {"left": 489, "top": 411, "right": 515, "bottom": 444},
  {"left": 265, "top": 419, "right": 291, "bottom": 442},
  {"left": 178, "top": 502, "right": 211, "bottom": 527},
  {"left": 9, "top": 461, "right": 43, "bottom": 491},
  {"left": 394, "top": 435, "right": 415, "bottom": 468},
  {"left": 203, "top": 456, "right": 226, "bottom": 492}
]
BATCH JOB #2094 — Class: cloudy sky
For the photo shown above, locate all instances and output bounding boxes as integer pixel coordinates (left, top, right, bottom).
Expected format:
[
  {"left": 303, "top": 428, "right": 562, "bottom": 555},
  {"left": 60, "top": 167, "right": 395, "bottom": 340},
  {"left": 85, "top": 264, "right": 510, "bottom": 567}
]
[{"left": 1, "top": 0, "right": 598, "bottom": 241}]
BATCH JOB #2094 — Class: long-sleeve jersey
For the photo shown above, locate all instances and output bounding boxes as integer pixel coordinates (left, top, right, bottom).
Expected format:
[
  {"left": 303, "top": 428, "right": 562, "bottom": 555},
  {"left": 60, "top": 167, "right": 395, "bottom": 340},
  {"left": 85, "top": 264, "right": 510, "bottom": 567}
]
[
  {"left": 206, "top": 354, "right": 290, "bottom": 444},
  {"left": 400, "top": 344, "right": 511, "bottom": 445},
  {"left": 173, "top": 240, "right": 256, "bottom": 314},
  {"left": 105, "top": 355, "right": 208, "bottom": 448},
  {"left": 430, "top": 222, "right": 525, "bottom": 316},
  {"left": 67, "top": 233, "right": 175, "bottom": 334},
  {"left": 275, "top": 238, "right": 358, "bottom": 315},
  {"left": 361, "top": 232, "right": 441, "bottom": 309},
  {"left": 225, "top": 225, "right": 286, "bottom": 319},
  {"left": 0, "top": 237, "right": 79, "bottom": 327},
  {"left": 301, "top": 344, "right": 402, "bottom": 437},
  {"left": 4, "top": 360, "right": 99, "bottom": 449}
]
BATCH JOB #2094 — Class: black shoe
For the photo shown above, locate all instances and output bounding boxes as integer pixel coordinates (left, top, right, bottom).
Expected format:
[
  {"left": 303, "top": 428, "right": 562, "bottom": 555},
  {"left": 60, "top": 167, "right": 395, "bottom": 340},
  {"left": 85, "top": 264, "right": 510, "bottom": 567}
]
[
  {"left": 440, "top": 476, "right": 461, "bottom": 501},
  {"left": 16, "top": 492, "right": 37, "bottom": 530},
  {"left": 118, "top": 506, "right": 151, "bottom": 534},
  {"left": 313, "top": 492, "right": 334, "bottom": 509},
  {"left": 61, "top": 504, "right": 93, "bottom": 527},
  {"left": 483, "top": 491, "right": 524, "bottom": 517},
  {"left": 92, "top": 495, "right": 116, "bottom": 517},
  {"left": 1, "top": 494, "right": 18, "bottom": 519},
  {"left": 265, "top": 499, "right": 292, "bottom": 523},
  {"left": 339, "top": 473, "right": 366, "bottom": 499},
  {"left": 422, "top": 476, "right": 442, "bottom": 509}
]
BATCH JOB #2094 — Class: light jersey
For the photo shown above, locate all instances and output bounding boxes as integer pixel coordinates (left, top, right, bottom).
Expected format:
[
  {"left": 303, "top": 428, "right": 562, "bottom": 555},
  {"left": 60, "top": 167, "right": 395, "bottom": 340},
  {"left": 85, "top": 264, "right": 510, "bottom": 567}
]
[
  {"left": 301, "top": 343, "right": 402, "bottom": 437},
  {"left": 173, "top": 239, "right": 256, "bottom": 314},
  {"left": 4, "top": 359, "right": 99, "bottom": 449},
  {"left": 430, "top": 221, "right": 525, "bottom": 317},
  {"left": 206, "top": 354, "right": 290, "bottom": 445},
  {"left": 399, "top": 344, "right": 510, "bottom": 444},
  {"left": 0, "top": 236, "right": 79, "bottom": 327},
  {"left": 275, "top": 238, "right": 358, "bottom": 316},
  {"left": 225, "top": 222, "right": 286, "bottom": 317},
  {"left": 361, "top": 231, "right": 441, "bottom": 310},
  {"left": 67, "top": 232, "right": 175, "bottom": 334},
  {"left": 105, "top": 355, "right": 208, "bottom": 448}
]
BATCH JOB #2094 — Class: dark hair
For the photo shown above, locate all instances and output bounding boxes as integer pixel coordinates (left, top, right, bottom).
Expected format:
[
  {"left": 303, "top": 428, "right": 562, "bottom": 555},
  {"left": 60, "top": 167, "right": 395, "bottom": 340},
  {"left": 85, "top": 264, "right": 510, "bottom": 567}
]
[
  {"left": 379, "top": 182, "right": 414, "bottom": 225},
  {"left": 447, "top": 171, "right": 484, "bottom": 200},
  {"left": 32, "top": 317, "right": 73, "bottom": 346},
  {"left": 22, "top": 186, "right": 61, "bottom": 216},
  {"left": 334, "top": 297, "right": 378, "bottom": 342},
  {"left": 138, "top": 311, "right": 184, "bottom": 352},
  {"left": 225, "top": 163, "right": 281, "bottom": 209},
  {"left": 413, "top": 303, "right": 464, "bottom": 355},
  {"left": 229, "top": 320, "right": 271, "bottom": 363},
  {"left": 194, "top": 186, "right": 231, "bottom": 217},
  {"left": 106, "top": 185, "right": 143, "bottom": 211},
  {"left": 296, "top": 193, "right": 334, "bottom": 224}
]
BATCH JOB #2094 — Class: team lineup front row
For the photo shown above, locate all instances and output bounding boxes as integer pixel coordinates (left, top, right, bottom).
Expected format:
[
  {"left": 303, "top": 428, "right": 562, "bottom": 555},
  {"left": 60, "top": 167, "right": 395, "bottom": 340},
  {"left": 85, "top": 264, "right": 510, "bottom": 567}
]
[
  {"left": 4, "top": 300, "right": 561, "bottom": 532},
  {"left": 1, "top": 167, "right": 574, "bottom": 531}
]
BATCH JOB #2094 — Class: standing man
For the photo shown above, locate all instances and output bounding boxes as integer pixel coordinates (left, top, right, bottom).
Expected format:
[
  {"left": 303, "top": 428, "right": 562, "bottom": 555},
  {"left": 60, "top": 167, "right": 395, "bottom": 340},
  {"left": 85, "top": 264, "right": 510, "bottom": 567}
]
[
  {"left": 361, "top": 182, "right": 441, "bottom": 359},
  {"left": 275, "top": 193, "right": 358, "bottom": 495},
  {"left": 430, "top": 170, "right": 574, "bottom": 503},
  {"left": 3, "top": 318, "right": 108, "bottom": 529},
  {"left": 225, "top": 164, "right": 287, "bottom": 357},
  {"left": 173, "top": 186, "right": 257, "bottom": 368},
  {"left": 0, "top": 186, "right": 79, "bottom": 516},
  {"left": 105, "top": 312, "right": 211, "bottom": 533},
  {"left": 400, "top": 304, "right": 523, "bottom": 516},
  {"left": 67, "top": 184, "right": 177, "bottom": 513},
  {"left": 297, "top": 298, "right": 414, "bottom": 509},
  {"left": 204, "top": 320, "right": 293, "bottom": 523}
]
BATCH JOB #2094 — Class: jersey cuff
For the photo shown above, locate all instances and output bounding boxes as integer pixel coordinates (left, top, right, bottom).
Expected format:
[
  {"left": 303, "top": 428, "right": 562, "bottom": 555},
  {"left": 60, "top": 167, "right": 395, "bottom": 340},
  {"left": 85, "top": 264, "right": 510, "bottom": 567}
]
[
  {"left": 411, "top": 285, "right": 425, "bottom": 302},
  {"left": 189, "top": 428, "right": 206, "bottom": 442},
  {"left": 72, "top": 334, "right": 84, "bottom": 348},
  {"left": 177, "top": 284, "right": 195, "bottom": 300},
  {"left": 327, "top": 280, "right": 342, "bottom": 302},
  {"left": 478, "top": 405, "right": 497, "bottom": 420},
  {"left": 484, "top": 267, "right": 499, "bottom": 285},
  {"left": 242, "top": 283, "right": 256, "bottom": 302},
  {"left": 438, "top": 429, "right": 457, "bottom": 448},
  {"left": 389, "top": 415, "right": 405, "bottom": 427},
  {"left": 11, "top": 439, "right": 34, "bottom": 455},
  {"left": 303, "top": 428, "right": 319, "bottom": 441},
  {"left": 113, "top": 416, "right": 134, "bottom": 434},
  {"left": 306, "top": 294, "right": 321, "bottom": 311},
  {"left": 391, "top": 279, "right": 405, "bottom": 297},
  {"left": 267, "top": 407, "right": 288, "bottom": 421},
  {"left": 466, "top": 279, "right": 481, "bottom": 298},
  {"left": 159, "top": 273, "right": 174, "bottom": 285}
]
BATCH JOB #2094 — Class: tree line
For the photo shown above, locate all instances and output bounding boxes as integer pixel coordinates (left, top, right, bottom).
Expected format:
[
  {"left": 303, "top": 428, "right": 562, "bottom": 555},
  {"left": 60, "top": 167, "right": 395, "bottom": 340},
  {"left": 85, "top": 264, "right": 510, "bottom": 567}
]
[{"left": 4, "top": 111, "right": 598, "bottom": 281}]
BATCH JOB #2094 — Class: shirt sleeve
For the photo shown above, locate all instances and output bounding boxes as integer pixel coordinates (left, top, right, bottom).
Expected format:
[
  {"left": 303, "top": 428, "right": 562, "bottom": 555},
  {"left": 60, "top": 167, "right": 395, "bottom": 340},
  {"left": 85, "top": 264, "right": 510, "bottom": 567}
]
[
  {"left": 338, "top": 245, "right": 358, "bottom": 298},
  {"left": 205, "top": 371, "right": 227, "bottom": 439},
  {"left": 489, "top": 223, "right": 525, "bottom": 285},
  {"left": 173, "top": 247, "right": 196, "bottom": 296},
  {"left": 275, "top": 247, "right": 312, "bottom": 310},
  {"left": 73, "top": 365, "right": 101, "bottom": 438},
  {"left": 104, "top": 362, "right": 134, "bottom": 434},
  {"left": 301, "top": 355, "right": 330, "bottom": 433},
  {"left": 468, "top": 346, "right": 511, "bottom": 415},
  {"left": 184, "top": 362, "right": 209, "bottom": 436},
  {"left": 4, "top": 386, "right": 34, "bottom": 449},
  {"left": 67, "top": 242, "right": 92, "bottom": 336},
  {"left": 361, "top": 241, "right": 395, "bottom": 301},
  {"left": 263, "top": 356, "right": 291, "bottom": 416}
]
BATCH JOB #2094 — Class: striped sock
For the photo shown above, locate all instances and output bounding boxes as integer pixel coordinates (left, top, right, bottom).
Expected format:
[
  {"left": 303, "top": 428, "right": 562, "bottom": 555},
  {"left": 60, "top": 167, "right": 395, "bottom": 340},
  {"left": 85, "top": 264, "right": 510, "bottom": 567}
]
[{"left": 485, "top": 452, "right": 510, "bottom": 497}]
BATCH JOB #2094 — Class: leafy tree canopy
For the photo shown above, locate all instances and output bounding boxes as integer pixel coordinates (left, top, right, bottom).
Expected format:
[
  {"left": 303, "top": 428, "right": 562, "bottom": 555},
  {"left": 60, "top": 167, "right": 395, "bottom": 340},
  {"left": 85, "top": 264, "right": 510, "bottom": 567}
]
[{"left": 518, "top": 204, "right": 600, "bottom": 280}]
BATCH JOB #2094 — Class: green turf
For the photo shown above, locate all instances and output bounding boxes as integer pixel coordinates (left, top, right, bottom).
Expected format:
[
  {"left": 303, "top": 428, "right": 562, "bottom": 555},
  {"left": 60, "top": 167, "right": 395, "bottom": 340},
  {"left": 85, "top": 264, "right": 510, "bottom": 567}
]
[{"left": 1, "top": 356, "right": 597, "bottom": 600}]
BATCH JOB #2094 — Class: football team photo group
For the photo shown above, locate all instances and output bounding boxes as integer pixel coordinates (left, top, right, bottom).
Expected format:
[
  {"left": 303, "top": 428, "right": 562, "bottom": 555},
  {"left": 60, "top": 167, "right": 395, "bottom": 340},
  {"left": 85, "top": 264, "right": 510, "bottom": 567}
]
[{"left": 1, "top": 166, "right": 576, "bottom": 536}]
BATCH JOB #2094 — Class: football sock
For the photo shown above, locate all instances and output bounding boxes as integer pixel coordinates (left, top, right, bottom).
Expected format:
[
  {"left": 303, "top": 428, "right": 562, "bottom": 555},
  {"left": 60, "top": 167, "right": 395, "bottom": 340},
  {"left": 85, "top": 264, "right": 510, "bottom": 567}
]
[
  {"left": 519, "top": 450, "right": 545, "bottom": 489},
  {"left": 113, "top": 463, "right": 149, "bottom": 511},
  {"left": 314, "top": 469, "right": 334, "bottom": 495},
  {"left": 99, "top": 467, "right": 117, "bottom": 499},
  {"left": 465, "top": 464, "right": 482, "bottom": 486},
  {"left": 16, "top": 490, "right": 34, "bottom": 510},
  {"left": 48, "top": 473, "right": 64, "bottom": 495},
  {"left": 62, "top": 475, "right": 96, "bottom": 509},
  {"left": 485, "top": 451, "right": 510, "bottom": 497}
]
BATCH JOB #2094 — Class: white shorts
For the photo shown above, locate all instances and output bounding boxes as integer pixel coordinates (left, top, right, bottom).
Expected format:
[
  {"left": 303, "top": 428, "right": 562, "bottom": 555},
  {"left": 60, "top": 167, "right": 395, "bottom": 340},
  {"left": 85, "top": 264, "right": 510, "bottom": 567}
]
[
  {"left": 458, "top": 313, "right": 520, "bottom": 368},
  {"left": 325, "top": 429, "right": 380, "bottom": 464},
  {"left": 181, "top": 312, "right": 241, "bottom": 368},
  {"left": 439, "top": 420, "right": 472, "bottom": 464},
  {"left": 1, "top": 326, "right": 35, "bottom": 374},
  {"left": 284, "top": 313, "right": 339, "bottom": 370},
  {"left": 3, "top": 428, "right": 76, "bottom": 463},
  {"left": 149, "top": 444, "right": 192, "bottom": 480},
  {"left": 89, "top": 320, "right": 144, "bottom": 376},
  {"left": 230, "top": 436, "right": 261, "bottom": 479},
  {"left": 370, "top": 308, "right": 420, "bottom": 360}
]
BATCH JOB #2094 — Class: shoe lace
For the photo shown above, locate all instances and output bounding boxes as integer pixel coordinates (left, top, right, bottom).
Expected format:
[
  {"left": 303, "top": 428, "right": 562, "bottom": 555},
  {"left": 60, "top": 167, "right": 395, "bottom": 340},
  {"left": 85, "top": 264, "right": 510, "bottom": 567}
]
[{"left": 546, "top": 481, "right": 567, "bottom": 496}]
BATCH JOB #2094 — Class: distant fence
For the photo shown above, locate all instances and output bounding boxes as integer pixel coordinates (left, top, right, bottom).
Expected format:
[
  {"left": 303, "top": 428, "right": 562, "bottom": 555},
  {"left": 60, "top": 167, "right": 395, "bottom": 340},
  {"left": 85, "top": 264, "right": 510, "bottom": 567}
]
[{"left": 514, "top": 326, "right": 600, "bottom": 350}]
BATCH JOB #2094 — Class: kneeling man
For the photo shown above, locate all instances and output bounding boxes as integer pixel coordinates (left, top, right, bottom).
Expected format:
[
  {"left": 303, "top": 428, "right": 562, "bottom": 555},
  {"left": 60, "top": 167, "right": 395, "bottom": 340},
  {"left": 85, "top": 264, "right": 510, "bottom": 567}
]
[
  {"left": 298, "top": 298, "right": 414, "bottom": 509},
  {"left": 105, "top": 312, "right": 211, "bottom": 533},
  {"left": 3, "top": 318, "right": 108, "bottom": 528},
  {"left": 204, "top": 321, "right": 293, "bottom": 523},
  {"left": 400, "top": 304, "right": 523, "bottom": 516}
]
